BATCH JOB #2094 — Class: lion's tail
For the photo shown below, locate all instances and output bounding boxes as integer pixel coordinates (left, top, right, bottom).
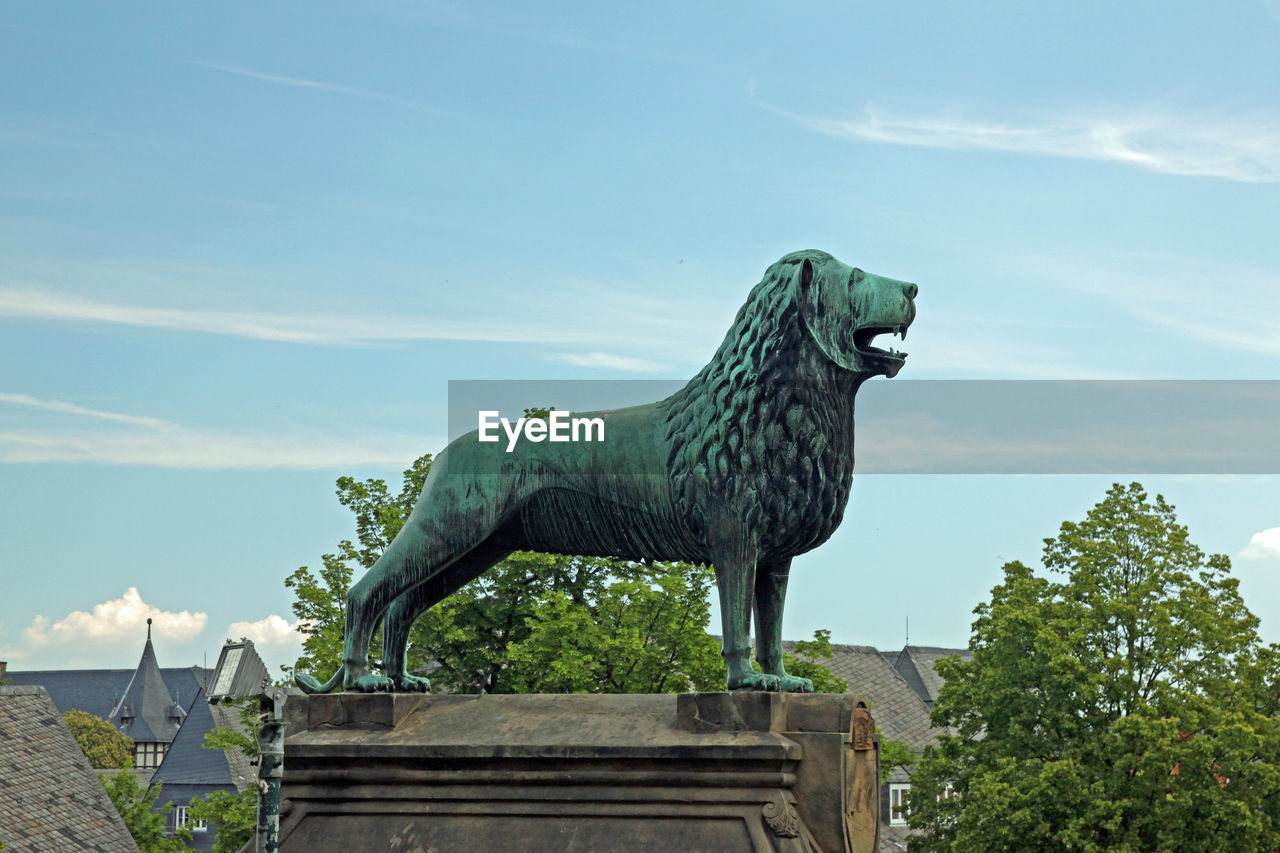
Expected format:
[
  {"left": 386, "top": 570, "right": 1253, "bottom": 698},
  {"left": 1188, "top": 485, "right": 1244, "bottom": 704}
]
[{"left": 295, "top": 666, "right": 344, "bottom": 694}]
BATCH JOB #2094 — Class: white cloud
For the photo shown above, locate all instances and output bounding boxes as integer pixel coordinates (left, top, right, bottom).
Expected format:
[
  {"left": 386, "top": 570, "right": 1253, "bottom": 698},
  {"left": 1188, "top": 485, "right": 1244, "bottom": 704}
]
[
  {"left": 195, "top": 63, "right": 427, "bottom": 110},
  {"left": 0, "top": 286, "right": 586, "bottom": 347},
  {"left": 227, "top": 615, "right": 305, "bottom": 649},
  {"left": 1029, "top": 253, "right": 1280, "bottom": 362},
  {"left": 1242, "top": 527, "right": 1280, "bottom": 560},
  {"left": 759, "top": 100, "right": 1280, "bottom": 183},
  {"left": 0, "top": 286, "right": 677, "bottom": 349},
  {"left": 552, "top": 352, "right": 669, "bottom": 373},
  {"left": 11, "top": 588, "right": 207, "bottom": 657},
  {"left": 0, "top": 392, "right": 435, "bottom": 469},
  {"left": 0, "top": 425, "right": 436, "bottom": 469},
  {"left": 0, "top": 392, "right": 173, "bottom": 427}
]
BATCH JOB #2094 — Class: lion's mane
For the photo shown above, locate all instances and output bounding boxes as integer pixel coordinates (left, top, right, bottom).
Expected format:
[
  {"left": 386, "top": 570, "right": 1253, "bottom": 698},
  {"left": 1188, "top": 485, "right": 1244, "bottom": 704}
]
[{"left": 660, "top": 250, "right": 858, "bottom": 561}]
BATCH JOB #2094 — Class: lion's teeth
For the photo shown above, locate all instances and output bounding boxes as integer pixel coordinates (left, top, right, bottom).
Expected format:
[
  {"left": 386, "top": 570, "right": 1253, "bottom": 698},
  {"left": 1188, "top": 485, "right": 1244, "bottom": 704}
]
[{"left": 900, "top": 326, "right": 907, "bottom": 341}]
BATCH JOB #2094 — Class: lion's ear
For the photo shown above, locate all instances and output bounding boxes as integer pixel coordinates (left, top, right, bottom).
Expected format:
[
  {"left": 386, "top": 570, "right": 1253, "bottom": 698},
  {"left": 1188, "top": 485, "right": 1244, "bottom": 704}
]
[
  {"left": 796, "top": 256, "right": 822, "bottom": 324},
  {"left": 797, "top": 256, "right": 859, "bottom": 370},
  {"left": 798, "top": 257, "right": 815, "bottom": 298}
]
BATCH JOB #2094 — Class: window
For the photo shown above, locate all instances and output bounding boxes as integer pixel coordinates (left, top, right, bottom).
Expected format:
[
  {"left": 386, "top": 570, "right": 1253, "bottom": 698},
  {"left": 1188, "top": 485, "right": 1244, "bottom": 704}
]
[
  {"left": 889, "top": 783, "right": 910, "bottom": 826},
  {"left": 172, "top": 805, "right": 207, "bottom": 833},
  {"left": 133, "top": 741, "right": 167, "bottom": 769}
]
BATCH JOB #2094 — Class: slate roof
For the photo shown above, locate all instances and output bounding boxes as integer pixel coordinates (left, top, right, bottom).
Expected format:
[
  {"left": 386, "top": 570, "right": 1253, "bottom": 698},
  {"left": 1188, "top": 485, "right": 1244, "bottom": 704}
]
[
  {"left": 890, "top": 645, "right": 973, "bottom": 707},
  {"left": 785, "top": 641, "right": 934, "bottom": 755},
  {"left": 6, "top": 666, "right": 213, "bottom": 724},
  {"left": 151, "top": 690, "right": 254, "bottom": 792},
  {"left": 150, "top": 690, "right": 256, "bottom": 853},
  {"left": 0, "top": 685, "right": 141, "bottom": 853}
]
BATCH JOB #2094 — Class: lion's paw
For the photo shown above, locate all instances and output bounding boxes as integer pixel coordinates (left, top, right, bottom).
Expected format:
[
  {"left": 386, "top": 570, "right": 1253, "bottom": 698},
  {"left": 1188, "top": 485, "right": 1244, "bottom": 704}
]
[
  {"left": 777, "top": 674, "right": 815, "bottom": 694},
  {"left": 393, "top": 674, "right": 432, "bottom": 693},
  {"left": 346, "top": 674, "right": 396, "bottom": 693},
  {"left": 728, "top": 671, "right": 782, "bottom": 692}
]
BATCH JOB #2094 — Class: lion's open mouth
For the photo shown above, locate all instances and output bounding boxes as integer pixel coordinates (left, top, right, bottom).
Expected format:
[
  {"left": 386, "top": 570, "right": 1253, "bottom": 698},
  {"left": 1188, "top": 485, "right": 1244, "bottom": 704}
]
[
  {"left": 853, "top": 325, "right": 909, "bottom": 378},
  {"left": 854, "top": 326, "right": 908, "bottom": 359}
]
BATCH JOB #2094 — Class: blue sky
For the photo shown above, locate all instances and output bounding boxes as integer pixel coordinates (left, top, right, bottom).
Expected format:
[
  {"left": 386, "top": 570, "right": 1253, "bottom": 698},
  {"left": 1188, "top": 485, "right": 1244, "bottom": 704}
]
[{"left": 2, "top": 1, "right": 1278, "bottom": 674}]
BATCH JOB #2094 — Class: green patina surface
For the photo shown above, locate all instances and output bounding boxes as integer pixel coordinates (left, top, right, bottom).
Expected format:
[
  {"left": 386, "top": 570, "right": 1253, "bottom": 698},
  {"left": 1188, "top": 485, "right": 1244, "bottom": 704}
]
[{"left": 296, "top": 250, "right": 917, "bottom": 695}]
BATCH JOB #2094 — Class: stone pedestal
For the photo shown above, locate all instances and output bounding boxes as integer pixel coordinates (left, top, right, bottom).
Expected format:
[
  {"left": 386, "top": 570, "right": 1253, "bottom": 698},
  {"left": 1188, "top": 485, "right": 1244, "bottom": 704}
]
[{"left": 278, "top": 691, "right": 879, "bottom": 853}]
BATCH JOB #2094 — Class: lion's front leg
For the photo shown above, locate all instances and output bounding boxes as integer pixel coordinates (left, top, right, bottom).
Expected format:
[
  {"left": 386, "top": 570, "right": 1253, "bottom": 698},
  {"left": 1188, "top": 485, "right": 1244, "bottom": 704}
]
[
  {"left": 754, "top": 558, "right": 814, "bottom": 694},
  {"left": 711, "top": 525, "right": 780, "bottom": 692}
]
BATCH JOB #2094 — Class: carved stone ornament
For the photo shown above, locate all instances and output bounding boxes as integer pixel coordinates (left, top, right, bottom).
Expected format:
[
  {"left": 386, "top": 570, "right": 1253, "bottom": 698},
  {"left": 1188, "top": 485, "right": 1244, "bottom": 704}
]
[
  {"left": 852, "top": 701, "right": 875, "bottom": 751},
  {"left": 762, "top": 793, "right": 802, "bottom": 838}
]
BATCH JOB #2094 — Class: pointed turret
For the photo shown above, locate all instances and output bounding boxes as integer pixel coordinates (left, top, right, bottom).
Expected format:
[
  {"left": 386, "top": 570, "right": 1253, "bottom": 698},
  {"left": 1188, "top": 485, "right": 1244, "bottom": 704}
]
[{"left": 108, "top": 618, "right": 183, "bottom": 744}]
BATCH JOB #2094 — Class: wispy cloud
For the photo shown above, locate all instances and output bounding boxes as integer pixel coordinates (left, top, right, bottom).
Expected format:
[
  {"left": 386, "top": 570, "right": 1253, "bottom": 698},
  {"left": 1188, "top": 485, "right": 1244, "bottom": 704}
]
[
  {"left": 552, "top": 352, "right": 669, "bottom": 373},
  {"left": 758, "top": 100, "right": 1280, "bottom": 183},
  {"left": 1242, "top": 527, "right": 1280, "bottom": 560},
  {"left": 1029, "top": 254, "right": 1280, "bottom": 360},
  {"left": 0, "top": 426, "right": 434, "bottom": 469},
  {"left": 0, "top": 392, "right": 173, "bottom": 427},
  {"left": 0, "top": 393, "right": 435, "bottom": 469},
  {"left": 0, "top": 286, "right": 636, "bottom": 347},
  {"left": 195, "top": 62, "right": 428, "bottom": 110}
]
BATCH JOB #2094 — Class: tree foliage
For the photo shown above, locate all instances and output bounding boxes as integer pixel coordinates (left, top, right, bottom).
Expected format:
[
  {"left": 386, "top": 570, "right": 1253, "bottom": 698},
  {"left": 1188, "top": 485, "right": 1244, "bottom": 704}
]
[
  {"left": 908, "top": 483, "right": 1280, "bottom": 853},
  {"left": 100, "top": 770, "right": 190, "bottom": 853},
  {"left": 880, "top": 734, "right": 919, "bottom": 785},
  {"left": 63, "top": 709, "right": 133, "bottom": 769},
  {"left": 187, "top": 699, "right": 259, "bottom": 853},
  {"left": 498, "top": 557, "right": 724, "bottom": 693}
]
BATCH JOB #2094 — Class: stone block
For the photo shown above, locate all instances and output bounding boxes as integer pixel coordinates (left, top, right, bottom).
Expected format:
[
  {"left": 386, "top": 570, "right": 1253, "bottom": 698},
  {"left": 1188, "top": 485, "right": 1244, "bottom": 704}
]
[{"left": 278, "top": 692, "right": 878, "bottom": 852}]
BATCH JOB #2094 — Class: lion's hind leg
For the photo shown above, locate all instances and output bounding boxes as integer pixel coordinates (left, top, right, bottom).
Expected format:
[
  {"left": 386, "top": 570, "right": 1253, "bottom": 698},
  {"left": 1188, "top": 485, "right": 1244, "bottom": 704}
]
[
  {"left": 382, "top": 539, "right": 513, "bottom": 692},
  {"left": 753, "top": 559, "right": 814, "bottom": 694},
  {"left": 341, "top": 524, "right": 473, "bottom": 693},
  {"left": 341, "top": 464, "right": 516, "bottom": 692}
]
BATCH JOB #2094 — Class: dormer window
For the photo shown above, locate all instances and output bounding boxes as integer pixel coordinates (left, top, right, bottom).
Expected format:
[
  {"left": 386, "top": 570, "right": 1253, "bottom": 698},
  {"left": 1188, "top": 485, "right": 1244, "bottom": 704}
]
[{"left": 133, "top": 741, "right": 167, "bottom": 769}]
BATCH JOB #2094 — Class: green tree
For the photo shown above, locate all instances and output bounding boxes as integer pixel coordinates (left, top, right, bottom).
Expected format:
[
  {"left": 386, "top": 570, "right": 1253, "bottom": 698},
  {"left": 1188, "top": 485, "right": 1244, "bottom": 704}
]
[
  {"left": 907, "top": 483, "right": 1280, "bottom": 853},
  {"left": 100, "top": 770, "right": 190, "bottom": 853},
  {"left": 500, "top": 558, "right": 724, "bottom": 693},
  {"left": 187, "top": 699, "right": 259, "bottom": 853},
  {"left": 63, "top": 709, "right": 133, "bottom": 769}
]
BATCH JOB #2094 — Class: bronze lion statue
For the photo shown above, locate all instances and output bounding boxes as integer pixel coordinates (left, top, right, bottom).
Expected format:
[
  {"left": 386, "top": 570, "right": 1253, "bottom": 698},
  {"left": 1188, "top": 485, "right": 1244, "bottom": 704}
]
[{"left": 297, "top": 250, "right": 917, "bottom": 694}]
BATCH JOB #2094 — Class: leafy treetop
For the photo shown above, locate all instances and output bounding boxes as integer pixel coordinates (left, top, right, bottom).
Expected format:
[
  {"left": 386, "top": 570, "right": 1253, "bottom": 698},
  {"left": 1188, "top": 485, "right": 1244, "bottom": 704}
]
[{"left": 907, "top": 483, "right": 1280, "bottom": 853}]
